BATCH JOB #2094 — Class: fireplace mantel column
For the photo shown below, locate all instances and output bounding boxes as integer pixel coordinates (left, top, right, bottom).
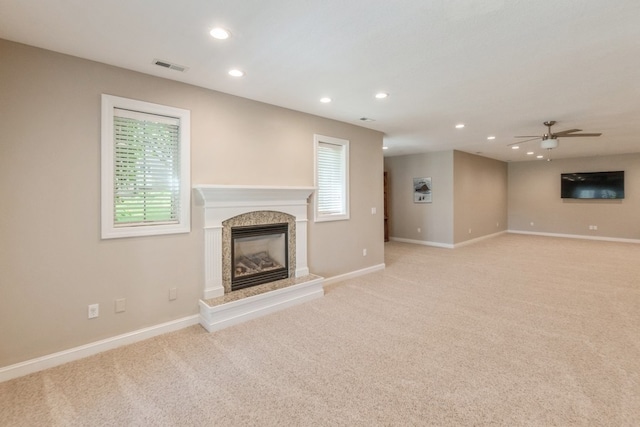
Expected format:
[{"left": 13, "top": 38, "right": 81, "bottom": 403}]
[
  {"left": 295, "top": 218, "right": 309, "bottom": 277},
  {"left": 203, "top": 226, "right": 224, "bottom": 298}
]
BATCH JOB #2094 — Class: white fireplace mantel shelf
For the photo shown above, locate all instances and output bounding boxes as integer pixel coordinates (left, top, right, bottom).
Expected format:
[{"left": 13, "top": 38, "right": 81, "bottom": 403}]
[{"left": 194, "top": 185, "right": 316, "bottom": 210}]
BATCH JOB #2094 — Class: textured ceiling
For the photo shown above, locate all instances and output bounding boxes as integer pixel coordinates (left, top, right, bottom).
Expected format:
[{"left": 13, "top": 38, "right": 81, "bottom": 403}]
[{"left": 1, "top": 0, "right": 639, "bottom": 161}]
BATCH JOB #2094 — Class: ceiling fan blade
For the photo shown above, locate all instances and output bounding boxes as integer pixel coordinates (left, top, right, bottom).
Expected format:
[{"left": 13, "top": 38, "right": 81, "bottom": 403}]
[
  {"left": 508, "top": 137, "right": 539, "bottom": 146},
  {"left": 553, "top": 128, "right": 582, "bottom": 135},
  {"left": 557, "top": 132, "right": 602, "bottom": 137},
  {"left": 514, "top": 135, "right": 540, "bottom": 138}
]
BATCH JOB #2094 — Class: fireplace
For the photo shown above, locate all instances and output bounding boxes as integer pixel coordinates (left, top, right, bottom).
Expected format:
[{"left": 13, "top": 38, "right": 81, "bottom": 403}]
[
  {"left": 231, "top": 223, "right": 289, "bottom": 291},
  {"left": 194, "top": 185, "right": 315, "bottom": 299},
  {"left": 194, "top": 185, "right": 324, "bottom": 333}
]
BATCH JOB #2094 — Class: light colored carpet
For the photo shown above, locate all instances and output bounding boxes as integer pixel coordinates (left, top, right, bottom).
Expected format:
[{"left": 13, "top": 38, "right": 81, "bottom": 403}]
[{"left": 2, "top": 234, "right": 639, "bottom": 426}]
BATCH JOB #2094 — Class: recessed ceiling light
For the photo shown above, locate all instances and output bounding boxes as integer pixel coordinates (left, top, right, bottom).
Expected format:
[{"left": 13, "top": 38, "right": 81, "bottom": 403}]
[
  {"left": 228, "top": 69, "right": 244, "bottom": 77},
  {"left": 320, "top": 97, "right": 332, "bottom": 103},
  {"left": 537, "top": 155, "right": 544, "bottom": 159},
  {"left": 527, "top": 151, "right": 534, "bottom": 155},
  {"left": 511, "top": 146, "right": 519, "bottom": 150},
  {"left": 382, "top": 146, "right": 389, "bottom": 150},
  {"left": 375, "top": 92, "right": 388, "bottom": 99},
  {"left": 487, "top": 136, "right": 496, "bottom": 140},
  {"left": 210, "top": 28, "right": 230, "bottom": 40},
  {"left": 455, "top": 123, "right": 465, "bottom": 129}
]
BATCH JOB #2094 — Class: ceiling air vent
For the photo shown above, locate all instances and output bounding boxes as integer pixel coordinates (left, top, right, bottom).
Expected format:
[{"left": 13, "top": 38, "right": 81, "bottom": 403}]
[{"left": 153, "top": 59, "right": 188, "bottom": 72}]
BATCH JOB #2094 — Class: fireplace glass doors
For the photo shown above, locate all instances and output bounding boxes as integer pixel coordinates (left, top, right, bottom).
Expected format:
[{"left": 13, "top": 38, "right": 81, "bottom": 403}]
[{"left": 231, "top": 223, "right": 289, "bottom": 291}]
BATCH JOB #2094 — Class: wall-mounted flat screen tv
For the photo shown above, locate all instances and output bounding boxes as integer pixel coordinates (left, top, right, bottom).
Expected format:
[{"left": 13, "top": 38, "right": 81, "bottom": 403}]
[{"left": 561, "top": 171, "right": 624, "bottom": 199}]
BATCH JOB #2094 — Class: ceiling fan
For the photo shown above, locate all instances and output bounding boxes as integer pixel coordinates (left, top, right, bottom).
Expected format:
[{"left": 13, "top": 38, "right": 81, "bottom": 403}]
[{"left": 508, "top": 120, "right": 602, "bottom": 150}]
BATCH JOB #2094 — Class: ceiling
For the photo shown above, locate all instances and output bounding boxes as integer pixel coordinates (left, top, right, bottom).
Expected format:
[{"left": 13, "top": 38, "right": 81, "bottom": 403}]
[{"left": 2, "top": 0, "right": 640, "bottom": 162}]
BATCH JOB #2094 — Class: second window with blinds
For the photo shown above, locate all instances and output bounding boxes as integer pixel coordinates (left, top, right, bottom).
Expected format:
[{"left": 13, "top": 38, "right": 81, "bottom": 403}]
[{"left": 314, "top": 134, "right": 349, "bottom": 222}]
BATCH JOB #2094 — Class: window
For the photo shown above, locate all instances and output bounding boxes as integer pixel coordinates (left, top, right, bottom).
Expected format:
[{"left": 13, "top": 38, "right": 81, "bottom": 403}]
[
  {"left": 101, "top": 94, "right": 190, "bottom": 238},
  {"left": 314, "top": 134, "right": 349, "bottom": 222}
]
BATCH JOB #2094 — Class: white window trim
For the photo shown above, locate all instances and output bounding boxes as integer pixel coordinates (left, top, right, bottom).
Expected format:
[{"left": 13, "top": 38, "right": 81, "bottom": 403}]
[
  {"left": 101, "top": 94, "right": 191, "bottom": 239},
  {"left": 314, "top": 134, "right": 350, "bottom": 222}
]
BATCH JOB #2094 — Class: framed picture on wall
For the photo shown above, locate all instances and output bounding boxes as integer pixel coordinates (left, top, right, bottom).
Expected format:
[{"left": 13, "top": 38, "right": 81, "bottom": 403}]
[{"left": 413, "top": 177, "right": 432, "bottom": 203}]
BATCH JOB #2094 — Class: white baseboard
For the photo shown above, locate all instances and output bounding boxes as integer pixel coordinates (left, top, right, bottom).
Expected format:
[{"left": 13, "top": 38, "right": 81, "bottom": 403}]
[
  {"left": 322, "top": 263, "right": 386, "bottom": 286},
  {"left": 389, "top": 237, "right": 454, "bottom": 249},
  {"left": 0, "top": 315, "right": 200, "bottom": 383},
  {"left": 453, "top": 231, "right": 507, "bottom": 248},
  {"left": 391, "top": 232, "right": 509, "bottom": 249},
  {"left": 508, "top": 230, "right": 640, "bottom": 244}
]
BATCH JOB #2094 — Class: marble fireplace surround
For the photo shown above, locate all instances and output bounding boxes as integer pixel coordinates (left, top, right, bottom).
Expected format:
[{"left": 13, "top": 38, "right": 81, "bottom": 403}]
[
  {"left": 222, "top": 210, "right": 296, "bottom": 293},
  {"left": 193, "top": 185, "right": 324, "bottom": 332}
]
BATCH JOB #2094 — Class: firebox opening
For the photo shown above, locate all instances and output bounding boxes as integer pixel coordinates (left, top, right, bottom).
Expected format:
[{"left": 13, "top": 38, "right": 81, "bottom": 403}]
[{"left": 231, "top": 223, "right": 289, "bottom": 291}]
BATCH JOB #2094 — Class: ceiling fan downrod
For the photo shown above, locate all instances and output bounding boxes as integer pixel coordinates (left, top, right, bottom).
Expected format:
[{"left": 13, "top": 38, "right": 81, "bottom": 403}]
[{"left": 543, "top": 120, "right": 556, "bottom": 139}]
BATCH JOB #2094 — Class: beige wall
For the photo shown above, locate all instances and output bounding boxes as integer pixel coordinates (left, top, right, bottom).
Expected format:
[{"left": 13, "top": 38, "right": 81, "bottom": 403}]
[
  {"left": 0, "top": 39, "right": 384, "bottom": 367},
  {"left": 508, "top": 154, "right": 640, "bottom": 239},
  {"left": 384, "top": 150, "right": 507, "bottom": 246},
  {"left": 384, "top": 151, "right": 454, "bottom": 245},
  {"left": 453, "top": 151, "right": 507, "bottom": 243}
]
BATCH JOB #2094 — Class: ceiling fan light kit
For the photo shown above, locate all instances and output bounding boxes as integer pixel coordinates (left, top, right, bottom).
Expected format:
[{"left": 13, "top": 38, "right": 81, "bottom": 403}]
[{"left": 541, "top": 138, "right": 558, "bottom": 149}]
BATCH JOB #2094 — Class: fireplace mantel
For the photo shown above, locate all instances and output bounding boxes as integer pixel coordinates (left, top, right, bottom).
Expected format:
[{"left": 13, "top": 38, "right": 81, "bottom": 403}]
[
  {"left": 194, "top": 185, "right": 315, "bottom": 299},
  {"left": 195, "top": 185, "right": 316, "bottom": 210}
]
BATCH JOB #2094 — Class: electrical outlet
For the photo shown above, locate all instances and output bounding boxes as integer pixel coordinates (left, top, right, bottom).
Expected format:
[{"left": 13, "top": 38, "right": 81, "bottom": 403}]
[
  {"left": 530, "top": 222, "right": 535, "bottom": 226},
  {"left": 88, "top": 303, "right": 99, "bottom": 319},
  {"left": 371, "top": 207, "right": 377, "bottom": 215},
  {"left": 417, "top": 227, "right": 421, "bottom": 233},
  {"left": 362, "top": 248, "right": 367, "bottom": 256},
  {"left": 169, "top": 287, "right": 177, "bottom": 301},
  {"left": 468, "top": 228, "right": 472, "bottom": 234},
  {"left": 115, "top": 298, "right": 126, "bottom": 313}
]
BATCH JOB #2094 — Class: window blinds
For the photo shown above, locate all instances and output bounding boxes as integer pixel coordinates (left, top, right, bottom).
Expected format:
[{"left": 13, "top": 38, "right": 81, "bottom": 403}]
[
  {"left": 316, "top": 141, "right": 346, "bottom": 215},
  {"left": 113, "top": 108, "right": 181, "bottom": 226}
]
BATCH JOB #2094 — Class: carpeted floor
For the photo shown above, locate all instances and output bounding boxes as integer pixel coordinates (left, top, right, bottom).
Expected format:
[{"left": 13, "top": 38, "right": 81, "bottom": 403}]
[{"left": 2, "top": 234, "right": 639, "bottom": 426}]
